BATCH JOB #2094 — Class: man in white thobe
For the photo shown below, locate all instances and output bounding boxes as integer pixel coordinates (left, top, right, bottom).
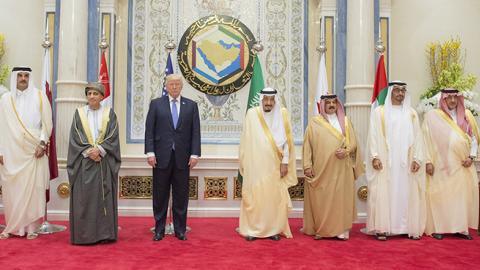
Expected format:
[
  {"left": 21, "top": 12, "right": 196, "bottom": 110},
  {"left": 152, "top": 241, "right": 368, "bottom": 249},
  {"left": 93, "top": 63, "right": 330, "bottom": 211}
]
[
  {"left": 366, "top": 81, "right": 426, "bottom": 240},
  {"left": 0, "top": 67, "right": 52, "bottom": 240}
]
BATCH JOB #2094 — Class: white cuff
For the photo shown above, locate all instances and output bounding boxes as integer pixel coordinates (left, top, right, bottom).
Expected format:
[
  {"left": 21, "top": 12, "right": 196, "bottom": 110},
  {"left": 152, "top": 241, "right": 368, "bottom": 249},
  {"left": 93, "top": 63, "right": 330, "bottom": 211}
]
[
  {"left": 97, "top": 145, "right": 107, "bottom": 157},
  {"left": 146, "top": 152, "right": 155, "bottom": 158},
  {"left": 190, "top": 155, "right": 199, "bottom": 159},
  {"left": 82, "top": 149, "right": 89, "bottom": 158}
]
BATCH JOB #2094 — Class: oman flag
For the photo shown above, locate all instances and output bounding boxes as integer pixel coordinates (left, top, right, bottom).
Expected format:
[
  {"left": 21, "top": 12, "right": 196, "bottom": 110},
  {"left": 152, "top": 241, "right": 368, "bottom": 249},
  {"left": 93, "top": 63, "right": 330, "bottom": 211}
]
[
  {"left": 370, "top": 54, "right": 388, "bottom": 108},
  {"left": 99, "top": 51, "right": 112, "bottom": 107}
]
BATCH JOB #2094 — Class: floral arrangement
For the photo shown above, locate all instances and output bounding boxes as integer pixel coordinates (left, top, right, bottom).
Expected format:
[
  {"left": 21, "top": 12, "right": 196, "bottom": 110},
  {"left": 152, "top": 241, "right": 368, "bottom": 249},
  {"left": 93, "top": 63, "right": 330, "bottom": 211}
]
[
  {"left": 0, "top": 33, "right": 9, "bottom": 86},
  {"left": 417, "top": 38, "right": 478, "bottom": 115}
]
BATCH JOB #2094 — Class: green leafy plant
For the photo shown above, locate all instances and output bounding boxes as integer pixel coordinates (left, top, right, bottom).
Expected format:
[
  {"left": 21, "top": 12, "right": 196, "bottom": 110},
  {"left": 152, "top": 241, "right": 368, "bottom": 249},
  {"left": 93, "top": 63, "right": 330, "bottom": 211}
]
[
  {"left": 0, "top": 33, "right": 9, "bottom": 86},
  {"left": 421, "top": 38, "right": 477, "bottom": 99},
  {"left": 418, "top": 38, "right": 478, "bottom": 115}
]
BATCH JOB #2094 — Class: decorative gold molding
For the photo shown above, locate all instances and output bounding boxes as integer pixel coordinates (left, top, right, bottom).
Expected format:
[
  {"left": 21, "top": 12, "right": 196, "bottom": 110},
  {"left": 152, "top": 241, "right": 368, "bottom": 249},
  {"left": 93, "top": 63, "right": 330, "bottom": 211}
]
[
  {"left": 204, "top": 176, "right": 227, "bottom": 200},
  {"left": 119, "top": 176, "right": 152, "bottom": 199},
  {"left": 119, "top": 176, "right": 198, "bottom": 200},
  {"left": 57, "top": 182, "right": 71, "bottom": 199},
  {"left": 233, "top": 176, "right": 242, "bottom": 199},
  {"left": 189, "top": 176, "right": 199, "bottom": 200},
  {"left": 288, "top": 177, "right": 305, "bottom": 201},
  {"left": 357, "top": 185, "right": 368, "bottom": 201}
]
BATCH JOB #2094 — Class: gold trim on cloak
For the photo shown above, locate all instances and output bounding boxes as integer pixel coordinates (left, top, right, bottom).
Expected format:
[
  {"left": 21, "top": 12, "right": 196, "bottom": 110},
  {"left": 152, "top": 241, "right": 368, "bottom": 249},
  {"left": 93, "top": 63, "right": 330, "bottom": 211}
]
[
  {"left": 77, "top": 106, "right": 111, "bottom": 146},
  {"left": 312, "top": 115, "right": 350, "bottom": 147},
  {"left": 255, "top": 107, "right": 294, "bottom": 162},
  {"left": 434, "top": 109, "right": 471, "bottom": 143},
  {"left": 10, "top": 90, "right": 43, "bottom": 141},
  {"left": 256, "top": 107, "right": 283, "bottom": 161}
]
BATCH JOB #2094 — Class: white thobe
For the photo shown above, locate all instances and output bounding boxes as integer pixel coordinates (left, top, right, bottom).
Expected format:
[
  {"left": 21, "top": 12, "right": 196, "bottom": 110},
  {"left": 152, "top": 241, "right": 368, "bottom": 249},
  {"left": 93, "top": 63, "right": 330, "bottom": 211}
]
[
  {"left": 0, "top": 88, "right": 52, "bottom": 236},
  {"left": 263, "top": 111, "right": 289, "bottom": 164},
  {"left": 81, "top": 105, "right": 107, "bottom": 157},
  {"left": 388, "top": 106, "right": 410, "bottom": 234}
]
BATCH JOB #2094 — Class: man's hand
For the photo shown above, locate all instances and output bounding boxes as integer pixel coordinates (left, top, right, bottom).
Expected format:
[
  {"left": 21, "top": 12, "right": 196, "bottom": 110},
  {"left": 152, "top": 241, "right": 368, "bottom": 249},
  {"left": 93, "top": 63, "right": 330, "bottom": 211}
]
[
  {"left": 304, "top": 168, "right": 314, "bottom": 178},
  {"left": 426, "top": 163, "right": 434, "bottom": 176},
  {"left": 87, "top": 147, "right": 101, "bottom": 161},
  {"left": 372, "top": 158, "right": 383, "bottom": 170},
  {"left": 280, "top": 163, "right": 288, "bottom": 178},
  {"left": 462, "top": 158, "right": 473, "bottom": 168},
  {"left": 147, "top": 156, "right": 157, "bottom": 167},
  {"left": 34, "top": 145, "right": 46, "bottom": 158},
  {"left": 0, "top": 155, "right": 4, "bottom": 165},
  {"left": 189, "top": 158, "right": 198, "bottom": 169},
  {"left": 410, "top": 161, "right": 420, "bottom": 173},
  {"left": 335, "top": 148, "right": 348, "bottom": 159}
]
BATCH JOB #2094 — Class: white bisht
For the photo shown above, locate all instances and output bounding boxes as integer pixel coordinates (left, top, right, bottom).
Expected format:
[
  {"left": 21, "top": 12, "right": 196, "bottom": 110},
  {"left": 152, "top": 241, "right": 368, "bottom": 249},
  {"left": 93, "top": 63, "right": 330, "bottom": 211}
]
[{"left": 0, "top": 68, "right": 52, "bottom": 235}]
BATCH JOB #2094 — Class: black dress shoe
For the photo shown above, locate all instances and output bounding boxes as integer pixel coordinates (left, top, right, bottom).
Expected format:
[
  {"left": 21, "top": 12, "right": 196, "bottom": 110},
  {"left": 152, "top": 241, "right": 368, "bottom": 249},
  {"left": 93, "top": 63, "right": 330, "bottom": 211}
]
[
  {"left": 153, "top": 233, "right": 164, "bottom": 241},
  {"left": 432, "top": 233, "right": 443, "bottom": 240},
  {"left": 455, "top": 233, "right": 473, "bottom": 240},
  {"left": 408, "top": 236, "right": 421, "bottom": 240},
  {"left": 175, "top": 233, "right": 187, "bottom": 241},
  {"left": 269, "top": 234, "right": 281, "bottom": 241},
  {"left": 245, "top": 235, "right": 257, "bottom": 241},
  {"left": 375, "top": 233, "right": 387, "bottom": 241}
]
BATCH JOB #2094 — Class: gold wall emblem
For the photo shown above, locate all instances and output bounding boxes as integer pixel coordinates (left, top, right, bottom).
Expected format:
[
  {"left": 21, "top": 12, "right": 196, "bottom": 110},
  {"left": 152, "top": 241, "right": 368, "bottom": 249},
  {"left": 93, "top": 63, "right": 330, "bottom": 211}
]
[{"left": 178, "top": 15, "right": 255, "bottom": 96}]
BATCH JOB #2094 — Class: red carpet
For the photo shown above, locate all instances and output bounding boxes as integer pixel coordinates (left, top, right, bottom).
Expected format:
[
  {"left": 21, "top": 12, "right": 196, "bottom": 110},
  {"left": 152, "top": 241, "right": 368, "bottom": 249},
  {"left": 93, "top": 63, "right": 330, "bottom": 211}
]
[{"left": 0, "top": 217, "right": 479, "bottom": 270}]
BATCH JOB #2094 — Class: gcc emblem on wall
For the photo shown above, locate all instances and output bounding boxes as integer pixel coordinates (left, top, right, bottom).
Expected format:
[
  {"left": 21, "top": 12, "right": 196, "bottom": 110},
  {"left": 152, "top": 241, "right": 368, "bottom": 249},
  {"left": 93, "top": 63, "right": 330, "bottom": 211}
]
[{"left": 178, "top": 15, "right": 256, "bottom": 96}]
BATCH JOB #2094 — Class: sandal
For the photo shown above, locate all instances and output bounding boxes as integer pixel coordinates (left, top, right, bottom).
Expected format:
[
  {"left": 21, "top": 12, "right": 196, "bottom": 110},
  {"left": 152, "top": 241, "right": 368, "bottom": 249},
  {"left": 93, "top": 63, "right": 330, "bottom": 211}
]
[
  {"left": 26, "top": 233, "right": 38, "bottom": 240},
  {"left": 0, "top": 232, "right": 10, "bottom": 240}
]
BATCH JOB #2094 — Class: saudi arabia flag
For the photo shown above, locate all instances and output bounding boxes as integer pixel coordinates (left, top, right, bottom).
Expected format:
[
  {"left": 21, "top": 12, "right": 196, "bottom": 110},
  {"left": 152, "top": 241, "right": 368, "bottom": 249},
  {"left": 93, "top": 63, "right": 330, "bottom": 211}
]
[
  {"left": 246, "top": 55, "right": 265, "bottom": 109},
  {"left": 238, "top": 55, "right": 265, "bottom": 184},
  {"left": 371, "top": 54, "right": 388, "bottom": 108}
]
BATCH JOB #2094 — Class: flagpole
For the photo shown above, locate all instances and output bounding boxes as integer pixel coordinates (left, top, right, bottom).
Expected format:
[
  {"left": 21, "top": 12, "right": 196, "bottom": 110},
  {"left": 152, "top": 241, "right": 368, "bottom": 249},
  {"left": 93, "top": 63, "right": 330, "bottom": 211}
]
[
  {"left": 37, "top": 30, "right": 67, "bottom": 234},
  {"left": 360, "top": 20, "right": 387, "bottom": 237}
]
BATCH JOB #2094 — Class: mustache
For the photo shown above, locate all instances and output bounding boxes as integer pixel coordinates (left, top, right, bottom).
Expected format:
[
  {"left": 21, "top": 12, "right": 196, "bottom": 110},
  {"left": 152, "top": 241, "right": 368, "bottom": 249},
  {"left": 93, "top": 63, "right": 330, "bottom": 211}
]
[{"left": 328, "top": 106, "right": 335, "bottom": 109}]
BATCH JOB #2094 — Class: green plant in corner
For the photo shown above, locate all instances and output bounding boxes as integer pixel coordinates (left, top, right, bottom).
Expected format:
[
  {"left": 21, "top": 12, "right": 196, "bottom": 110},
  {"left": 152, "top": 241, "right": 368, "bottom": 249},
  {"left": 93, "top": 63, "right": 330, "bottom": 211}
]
[{"left": 0, "top": 33, "right": 10, "bottom": 87}]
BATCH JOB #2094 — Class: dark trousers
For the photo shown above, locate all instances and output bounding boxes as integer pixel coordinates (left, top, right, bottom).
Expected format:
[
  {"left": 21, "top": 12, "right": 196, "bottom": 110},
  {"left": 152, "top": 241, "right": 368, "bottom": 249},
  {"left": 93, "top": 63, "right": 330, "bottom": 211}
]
[{"left": 152, "top": 150, "right": 189, "bottom": 235}]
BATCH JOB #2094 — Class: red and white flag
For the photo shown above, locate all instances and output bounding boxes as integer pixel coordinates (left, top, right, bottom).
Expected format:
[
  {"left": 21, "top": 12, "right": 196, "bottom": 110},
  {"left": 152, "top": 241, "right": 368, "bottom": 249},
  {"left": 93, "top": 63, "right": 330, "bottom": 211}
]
[
  {"left": 99, "top": 51, "right": 112, "bottom": 107},
  {"left": 41, "top": 48, "right": 59, "bottom": 202}
]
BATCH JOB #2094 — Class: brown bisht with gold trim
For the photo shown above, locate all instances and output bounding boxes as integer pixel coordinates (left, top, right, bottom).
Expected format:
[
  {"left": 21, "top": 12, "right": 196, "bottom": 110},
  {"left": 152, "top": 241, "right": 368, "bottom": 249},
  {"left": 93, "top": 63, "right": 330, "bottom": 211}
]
[
  {"left": 302, "top": 115, "right": 364, "bottom": 238},
  {"left": 67, "top": 106, "right": 121, "bottom": 245}
]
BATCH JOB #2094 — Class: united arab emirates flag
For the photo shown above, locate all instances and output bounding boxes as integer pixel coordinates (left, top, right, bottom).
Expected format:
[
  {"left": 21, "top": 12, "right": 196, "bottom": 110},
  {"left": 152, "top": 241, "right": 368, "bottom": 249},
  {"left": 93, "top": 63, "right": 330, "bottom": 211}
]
[
  {"left": 238, "top": 55, "right": 265, "bottom": 184},
  {"left": 371, "top": 54, "right": 388, "bottom": 108}
]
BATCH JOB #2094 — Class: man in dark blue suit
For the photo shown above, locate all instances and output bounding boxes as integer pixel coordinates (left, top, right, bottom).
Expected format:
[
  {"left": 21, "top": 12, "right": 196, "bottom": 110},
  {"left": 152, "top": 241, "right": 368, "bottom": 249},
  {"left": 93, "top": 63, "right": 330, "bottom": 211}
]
[{"left": 145, "top": 74, "right": 201, "bottom": 241}]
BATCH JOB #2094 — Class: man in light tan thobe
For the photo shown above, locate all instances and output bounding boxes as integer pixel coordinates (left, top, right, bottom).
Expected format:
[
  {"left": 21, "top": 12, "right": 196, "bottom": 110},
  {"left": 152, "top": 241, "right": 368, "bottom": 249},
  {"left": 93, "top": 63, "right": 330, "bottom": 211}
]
[
  {"left": 239, "top": 87, "right": 297, "bottom": 241},
  {"left": 423, "top": 88, "right": 479, "bottom": 240}
]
